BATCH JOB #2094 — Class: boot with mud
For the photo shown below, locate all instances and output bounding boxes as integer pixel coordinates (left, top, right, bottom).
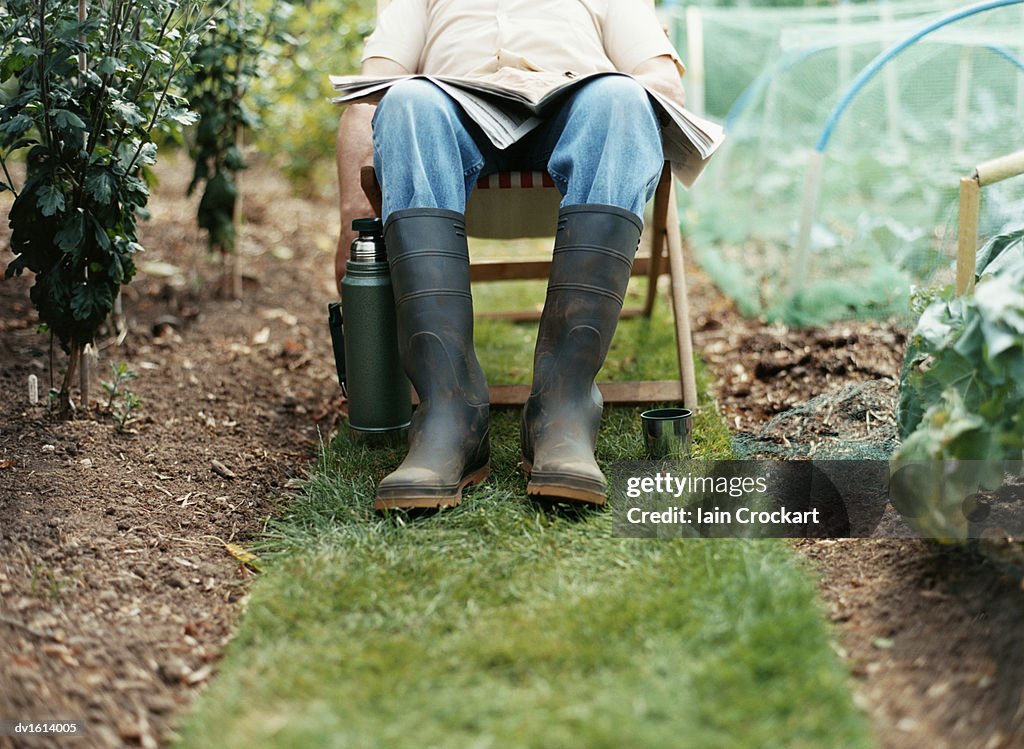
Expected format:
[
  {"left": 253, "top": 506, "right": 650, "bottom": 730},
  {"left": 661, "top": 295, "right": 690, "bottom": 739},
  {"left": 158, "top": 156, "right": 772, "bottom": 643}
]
[
  {"left": 521, "top": 204, "right": 642, "bottom": 506},
  {"left": 374, "top": 209, "right": 490, "bottom": 510}
]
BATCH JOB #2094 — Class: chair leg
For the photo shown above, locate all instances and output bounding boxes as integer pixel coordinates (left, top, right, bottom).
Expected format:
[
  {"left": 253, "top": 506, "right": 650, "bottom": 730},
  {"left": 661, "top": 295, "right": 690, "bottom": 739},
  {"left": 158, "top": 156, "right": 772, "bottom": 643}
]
[
  {"left": 665, "top": 183, "right": 699, "bottom": 410},
  {"left": 643, "top": 166, "right": 673, "bottom": 318}
]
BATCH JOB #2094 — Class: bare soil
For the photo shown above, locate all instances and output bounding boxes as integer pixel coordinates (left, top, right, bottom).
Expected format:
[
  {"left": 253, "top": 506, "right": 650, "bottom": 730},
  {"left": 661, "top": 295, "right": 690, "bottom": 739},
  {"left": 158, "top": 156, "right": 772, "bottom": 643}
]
[
  {"left": 1, "top": 156, "right": 341, "bottom": 747},
  {"left": 688, "top": 276, "right": 1024, "bottom": 749},
  {"left": 1, "top": 156, "right": 1022, "bottom": 748}
]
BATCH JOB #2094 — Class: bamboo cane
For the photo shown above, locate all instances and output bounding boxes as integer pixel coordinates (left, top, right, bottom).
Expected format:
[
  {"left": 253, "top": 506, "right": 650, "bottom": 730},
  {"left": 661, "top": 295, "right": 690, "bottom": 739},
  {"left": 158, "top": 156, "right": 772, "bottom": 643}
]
[
  {"left": 953, "top": 49, "right": 972, "bottom": 162},
  {"left": 975, "top": 149, "right": 1024, "bottom": 187}
]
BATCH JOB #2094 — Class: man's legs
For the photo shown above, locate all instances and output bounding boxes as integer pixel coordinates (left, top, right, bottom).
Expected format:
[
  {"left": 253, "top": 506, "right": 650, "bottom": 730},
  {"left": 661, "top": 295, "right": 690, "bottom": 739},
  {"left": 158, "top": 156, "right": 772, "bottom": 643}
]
[
  {"left": 505, "top": 75, "right": 665, "bottom": 218},
  {"left": 368, "top": 75, "right": 665, "bottom": 507},
  {"left": 372, "top": 79, "right": 492, "bottom": 220},
  {"left": 519, "top": 76, "right": 664, "bottom": 504},
  {"left": 370, "top": 80, "right": 492, "bottom": 509}
]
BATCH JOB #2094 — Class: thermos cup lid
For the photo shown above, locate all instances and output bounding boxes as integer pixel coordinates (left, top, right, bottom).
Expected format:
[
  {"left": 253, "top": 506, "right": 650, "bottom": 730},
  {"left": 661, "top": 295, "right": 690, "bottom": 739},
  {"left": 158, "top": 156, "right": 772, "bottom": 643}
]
[{"left": 352, "top": 217, "right": 383, "bottom": 233}]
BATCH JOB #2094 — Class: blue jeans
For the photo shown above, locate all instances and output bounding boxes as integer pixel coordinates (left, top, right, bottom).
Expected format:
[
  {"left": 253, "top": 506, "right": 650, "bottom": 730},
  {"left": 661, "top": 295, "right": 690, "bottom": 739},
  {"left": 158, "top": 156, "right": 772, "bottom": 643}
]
[{"left": 372, "top": 76, "right": 664, "bottom": 223}]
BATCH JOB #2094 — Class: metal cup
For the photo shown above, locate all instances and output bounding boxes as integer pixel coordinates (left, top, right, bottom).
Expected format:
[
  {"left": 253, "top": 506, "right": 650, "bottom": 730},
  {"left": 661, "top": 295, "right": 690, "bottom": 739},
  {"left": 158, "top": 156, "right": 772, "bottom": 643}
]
[{"left": 641, "top": 408, "right": 693, "bottom": 460}]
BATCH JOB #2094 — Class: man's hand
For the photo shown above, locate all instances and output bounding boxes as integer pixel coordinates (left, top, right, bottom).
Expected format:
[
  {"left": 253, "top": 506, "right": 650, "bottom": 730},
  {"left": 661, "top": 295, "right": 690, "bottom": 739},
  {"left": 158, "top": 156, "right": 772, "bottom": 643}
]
[{"left": 631, "top": 54, "right": 686, "bottom": 111}]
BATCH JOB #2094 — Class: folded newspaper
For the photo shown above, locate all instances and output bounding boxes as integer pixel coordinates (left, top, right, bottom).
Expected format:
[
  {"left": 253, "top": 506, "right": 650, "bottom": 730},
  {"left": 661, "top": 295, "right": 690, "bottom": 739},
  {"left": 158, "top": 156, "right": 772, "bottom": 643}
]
[{"left": 329, "top": 70, "right": 725, "bottom": 188}]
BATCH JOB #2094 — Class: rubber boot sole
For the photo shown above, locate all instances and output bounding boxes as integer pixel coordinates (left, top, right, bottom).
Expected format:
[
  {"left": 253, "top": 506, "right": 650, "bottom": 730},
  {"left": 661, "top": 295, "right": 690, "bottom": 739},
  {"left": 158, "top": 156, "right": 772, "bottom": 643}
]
[
  {"left": 520, "top": 457, "right": 607, "bottom": 506},
  {"left": 373, "top": 464, "right": 490, "bottom": 511}
]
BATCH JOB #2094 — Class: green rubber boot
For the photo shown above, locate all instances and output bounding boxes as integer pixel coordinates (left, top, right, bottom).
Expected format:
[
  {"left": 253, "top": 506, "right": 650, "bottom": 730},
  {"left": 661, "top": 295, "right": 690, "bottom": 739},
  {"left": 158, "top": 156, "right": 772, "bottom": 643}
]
[
  {"left": 521, "top": 204, "right": 642, "bottom": 505},
  {"left": 374, "top": 209, "right": 490, "bottom": 510}
]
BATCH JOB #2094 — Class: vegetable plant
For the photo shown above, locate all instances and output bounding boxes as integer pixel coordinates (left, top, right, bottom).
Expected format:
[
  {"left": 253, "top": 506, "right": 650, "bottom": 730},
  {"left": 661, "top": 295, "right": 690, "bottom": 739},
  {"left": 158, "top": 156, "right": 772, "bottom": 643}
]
[
  {"left": 1, "top": 0, "right": 205, "bottom": 415},
  {"left": 892, "top": 229, "right": 1024, "bottom": 536}
]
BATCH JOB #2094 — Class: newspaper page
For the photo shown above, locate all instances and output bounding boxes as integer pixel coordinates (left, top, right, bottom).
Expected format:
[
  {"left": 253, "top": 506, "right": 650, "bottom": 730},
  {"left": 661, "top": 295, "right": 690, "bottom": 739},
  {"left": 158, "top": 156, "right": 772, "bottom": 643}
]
[{"left": 330, "top": 72, "right": 725, "bottom": 187}]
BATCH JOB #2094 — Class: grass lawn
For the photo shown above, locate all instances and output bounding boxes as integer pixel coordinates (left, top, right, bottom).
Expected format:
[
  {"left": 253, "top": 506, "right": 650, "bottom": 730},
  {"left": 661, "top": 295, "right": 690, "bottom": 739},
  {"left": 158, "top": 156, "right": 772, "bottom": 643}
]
[{"left": 176, "top": 258, "right": 873, "bottom": 749}]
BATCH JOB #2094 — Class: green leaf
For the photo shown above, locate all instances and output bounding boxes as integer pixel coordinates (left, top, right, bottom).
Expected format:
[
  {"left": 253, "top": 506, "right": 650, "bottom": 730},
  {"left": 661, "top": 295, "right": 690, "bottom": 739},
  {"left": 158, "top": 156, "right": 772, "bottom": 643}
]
[
  {"left": 52, "top": 108, "right": 87, "bottom": 132},
  {"left": 122, "top": 170, "right": 148, "bottom": 194},
  {"left": 897, "top": 242, "right": 1024, "bottom": 484},
  {"left": 167, "top": 108, "right": 199, "bottom": 127},
  {"left": 54, "top": 210, "right": 86, "bottom": 253},
  {"left": 975, "top": 274, "right": 1024, "bottom": 335},
  {"left": 952, "top": 315, "right": 983, "bottom": 361},
  {"left": 5, "top": 136, "right": 39, "bottom": 153},
  {"left": 36, "top": 184, "right": 66, "bottom": 216},
  {"left": 981, "top": 319, "right": 1018, "bottom": 359},
  {"left": 134, "top": 142, "right": 158, "bottom": 167},
  {"left": 81, "top": 69, "right": 102, "bottom": 87},
  {"left": 4, "top": 253, "right": 27, "bottom": 278},
  {"left": 85, "top": 170, "right": 115, "bottom": 205},
  {"left": 223, "top": 144, "right": 246, "bottom": 170},
  {"left": 0, "top": 113, "right": 33, "bottom": 147},
  {"left": 88, "top": 214, "right": 112, "bottom": 251},
  {"left": 107, "top": 254, "right": 125, "bottom": 284},
  {"left": 975, "top": 228, "right": 1024, "bottom": 278},
  {"left": 110, "top": 99, "right": 146, "bottom": 127},
  {"left": 913, "top": 299, "right": 960, "bottom": 350},
  {"left": 70, "top": 281, "right": 111, "bottom": 321},
  {"left": 97, "top": 56, "right": 121, "bottom": 76}
]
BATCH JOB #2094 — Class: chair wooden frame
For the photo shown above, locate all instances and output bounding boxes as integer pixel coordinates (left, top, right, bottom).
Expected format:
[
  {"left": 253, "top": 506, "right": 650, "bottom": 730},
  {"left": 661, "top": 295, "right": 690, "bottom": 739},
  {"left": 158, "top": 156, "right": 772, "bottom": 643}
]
[{"left": 361, "top": 164, "right": 698, "bottom": 409}]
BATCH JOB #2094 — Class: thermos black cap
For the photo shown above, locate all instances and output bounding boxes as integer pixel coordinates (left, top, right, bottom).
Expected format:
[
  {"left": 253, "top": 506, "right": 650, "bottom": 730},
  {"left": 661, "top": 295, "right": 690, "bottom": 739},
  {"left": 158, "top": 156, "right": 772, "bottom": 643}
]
[{"left": 352, "top": 217, "right": 383, "bottom": 233}]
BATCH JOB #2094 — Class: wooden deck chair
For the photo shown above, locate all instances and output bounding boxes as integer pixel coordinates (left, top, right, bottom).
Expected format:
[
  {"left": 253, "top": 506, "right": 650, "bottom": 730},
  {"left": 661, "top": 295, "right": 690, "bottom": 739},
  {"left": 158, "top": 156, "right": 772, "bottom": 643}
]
[{"left": 362, "top": 0, "right": 699, "bottom": 409}]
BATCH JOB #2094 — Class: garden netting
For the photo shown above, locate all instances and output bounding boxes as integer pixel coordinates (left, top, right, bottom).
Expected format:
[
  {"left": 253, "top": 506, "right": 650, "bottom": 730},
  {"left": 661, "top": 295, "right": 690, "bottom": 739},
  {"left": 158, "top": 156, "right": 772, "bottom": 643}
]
[{"left": 664, "top": 0, "right": 1024, "bottom": 326}]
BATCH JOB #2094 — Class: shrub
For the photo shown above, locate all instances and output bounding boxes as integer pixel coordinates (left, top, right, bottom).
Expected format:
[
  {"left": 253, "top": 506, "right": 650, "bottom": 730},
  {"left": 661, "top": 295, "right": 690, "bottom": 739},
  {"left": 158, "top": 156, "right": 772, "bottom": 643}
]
[
  {"left": 184, "top": 0, "right": 290, "bottom": 267},
  {"left": 1, "top": 0, "right": 204, "bottom": 414}
]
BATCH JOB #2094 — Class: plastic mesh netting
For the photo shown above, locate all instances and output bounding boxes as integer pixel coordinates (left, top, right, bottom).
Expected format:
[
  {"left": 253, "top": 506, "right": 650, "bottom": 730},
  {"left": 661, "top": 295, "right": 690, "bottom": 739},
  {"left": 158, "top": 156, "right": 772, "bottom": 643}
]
[{"left": 665, "top": 1, "right": 1024, "bottom": 326}]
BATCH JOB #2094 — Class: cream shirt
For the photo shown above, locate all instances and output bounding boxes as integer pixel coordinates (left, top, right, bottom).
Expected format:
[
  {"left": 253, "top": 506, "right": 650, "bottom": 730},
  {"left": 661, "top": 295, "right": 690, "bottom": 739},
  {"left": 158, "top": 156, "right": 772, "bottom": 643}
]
[{"left": 362, "top": 0, "right": 684, "bottom": 79}]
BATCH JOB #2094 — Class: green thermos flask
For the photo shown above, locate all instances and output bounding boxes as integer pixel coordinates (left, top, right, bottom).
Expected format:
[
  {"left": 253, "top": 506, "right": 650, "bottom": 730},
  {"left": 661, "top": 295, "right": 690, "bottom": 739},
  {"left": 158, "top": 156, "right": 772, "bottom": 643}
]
[{"left": 329, "top": 217, "right": 411, "bottom": 441}]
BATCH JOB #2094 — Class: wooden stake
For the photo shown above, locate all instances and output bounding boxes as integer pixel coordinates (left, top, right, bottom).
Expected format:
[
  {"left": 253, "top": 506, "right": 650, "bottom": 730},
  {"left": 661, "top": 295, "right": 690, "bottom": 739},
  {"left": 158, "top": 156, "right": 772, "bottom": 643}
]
[
  {"left": 230, "top": 128, "right": 244, "bottom": 301},
  {"left": 956, "top": 175, "right": 980, "bottom": 296},
  {"left": 79, "top": 342, "right": 97, "bottom": 409},
  {"left": 111, "top": 293, "right": 125, "bottom": 338},
  {"left": 790, "top": 150, "right": 825, "bottom": 299},
  {"left": 229, "top": 0, "right": 246, "bottom": 300},
  {"left": 880, "top": 2, "right": 903, "bottom": 150},
  {"left": 684, "top": 5, "right": 706, "bottom": 118},
  {"left": 955, "top": 151, "right": 1024, "bottom": 296},
  {"left": 60, "top": 345, "right": 81, "bottom": 418},
  {"left": 1018, "top": 5, "right": 1024, "bottom": 126},
  {"left": 838, "top": 1, "right": 852, "bottom": 90},
  {"left": 953, "top": 48, "right": 972, "bottom": 163}
]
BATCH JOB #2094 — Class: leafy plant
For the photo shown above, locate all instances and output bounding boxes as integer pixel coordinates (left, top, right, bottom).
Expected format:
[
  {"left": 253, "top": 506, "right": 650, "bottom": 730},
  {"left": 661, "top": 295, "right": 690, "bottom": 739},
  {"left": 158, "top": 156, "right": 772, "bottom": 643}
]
[
  {"left": 1, "top": 0, "right": 205, "bottom": 415},
  {"left": 184, "top": 0, "right": 289, "bottom": 291},
  {"left": 974, "top": 227, "right": 1024, "bottom": 280},
  {"left": 897, "top": 233, "right": 1024, "bottom": 445},
  {"left": 101, "top": 361, "right": 142, "bottom": 430},
  {"left": 892, "top": 230, "right": 1024, "bottom": 535}
]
